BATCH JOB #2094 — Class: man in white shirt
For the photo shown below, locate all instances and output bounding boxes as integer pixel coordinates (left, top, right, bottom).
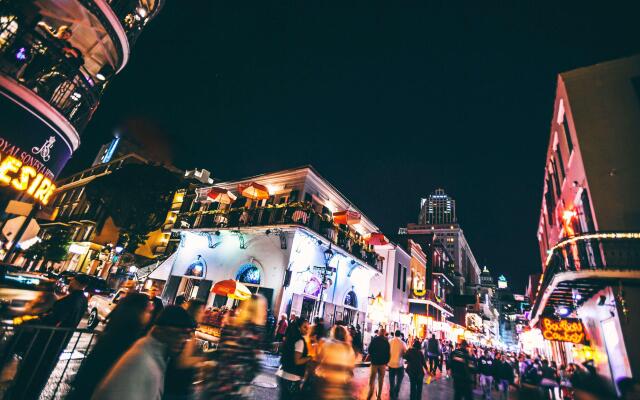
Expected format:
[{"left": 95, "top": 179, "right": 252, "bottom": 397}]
[{"left": 388, "top": 330, "right": 407, "bottom": 399}]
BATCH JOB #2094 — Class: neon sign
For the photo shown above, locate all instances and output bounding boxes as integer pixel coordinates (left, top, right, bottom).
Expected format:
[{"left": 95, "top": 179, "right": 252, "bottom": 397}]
[
  {"left": 412, "top": 276, "right": 426, "bottom": 297},
  {"left": 540, "top": 317, "right": 585, "bottom": 344},
  {"left": 0, "top": 153, "right": 56, "bottom": 205}
]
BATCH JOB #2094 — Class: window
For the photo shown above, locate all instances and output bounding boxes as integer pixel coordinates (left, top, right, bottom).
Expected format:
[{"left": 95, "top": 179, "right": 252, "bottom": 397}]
[
  {"left": 562, "top": 114, "right": 574, "bottom": 154},
  {"left": 396, "top": 263, "right": 402, "bottom": 289},
  {"left": 555, "top": 148, "right": 565, "bottom": 179},
  {"left": 551, "top": 159, "right": 561, "bottom": 194},
  {"left": 236, "top": 263, "right": 261, "bottom": 285},
  {"left": 545, "top": 177, "right": 555, "bottom": 226},
  {"left": 402, "top": 266, "right": 407, "bottom": 292}
]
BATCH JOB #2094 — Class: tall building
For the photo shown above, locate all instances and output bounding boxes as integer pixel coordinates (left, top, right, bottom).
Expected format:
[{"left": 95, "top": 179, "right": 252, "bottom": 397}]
[
  {"left": 531, "top": 55, "right": 640, "bottom": 391},
  {"left": 419, "top": 188, "right": 456, "bottom": 225},
  {"left": 404, "top": 190, "right": 481, "bottom": 293},
  {"left": 0, "top": 0, "right": 163, "bottom": 255}
]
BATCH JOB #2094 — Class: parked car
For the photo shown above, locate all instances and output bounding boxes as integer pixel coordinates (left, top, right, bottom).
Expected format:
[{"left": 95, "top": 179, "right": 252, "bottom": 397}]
[
  {"left": 0, "top": 264, "right": 56, "bottom": 320},
  {"left": 55, "top": 272, "right": 113, "bottom": 298},
  {"left": 86, "top": 288, "right": 129, "bottom": 330}
]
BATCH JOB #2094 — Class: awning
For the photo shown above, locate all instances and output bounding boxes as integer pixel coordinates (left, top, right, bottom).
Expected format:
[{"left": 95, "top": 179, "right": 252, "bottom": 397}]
[
  {"left": 2, "top": 216, "right": 40, "bottom": 246},
  {"left": 365, "top": 232, "right": 389, "bottom": 246},
  {"left": 148, "top": 252, "right": 177, "bottom": 281},
  {"left": 203, "top": 187, "right": 237, "bottom": 204}
]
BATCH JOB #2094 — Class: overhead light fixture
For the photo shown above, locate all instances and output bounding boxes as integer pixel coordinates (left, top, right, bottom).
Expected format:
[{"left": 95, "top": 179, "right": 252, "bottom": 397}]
[{"left": 555, "top": 305, "right": 571, "bottom": 318}]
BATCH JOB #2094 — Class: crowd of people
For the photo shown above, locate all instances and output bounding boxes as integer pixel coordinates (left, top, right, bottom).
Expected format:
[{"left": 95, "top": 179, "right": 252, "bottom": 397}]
[{"left": 2, "top": 279, "right": 638, "bottom": 400}]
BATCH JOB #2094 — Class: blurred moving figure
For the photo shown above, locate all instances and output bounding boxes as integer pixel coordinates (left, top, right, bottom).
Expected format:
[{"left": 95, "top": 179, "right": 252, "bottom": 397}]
[
  {"left": 92, "top": 306, "right": 196, "bottom": 400},
  {"left": 69, "top": 293, "right": 152, "bottom": 400},
  {"left": 387, "top": 330, "right": 406, "bottom": 400},
  {"left": 403, "top": 339, "right": 428, "bottom": 400},
  {"left": 277, "top": 318, "right": 311, "bottom": 399},
  {"left": 314, "top": 325, "right": 356, "bottom": 400},
  {"left": 366, "top": 328, "right": 390, "bottom": 400},
  {"left": 204, "top": 294, "right": 267, "bottom": 399}
]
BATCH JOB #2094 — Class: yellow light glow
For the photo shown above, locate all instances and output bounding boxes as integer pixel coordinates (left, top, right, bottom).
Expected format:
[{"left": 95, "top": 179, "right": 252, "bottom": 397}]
[{"left": 0, "top": 154, "right": 56, "bottom": 205}]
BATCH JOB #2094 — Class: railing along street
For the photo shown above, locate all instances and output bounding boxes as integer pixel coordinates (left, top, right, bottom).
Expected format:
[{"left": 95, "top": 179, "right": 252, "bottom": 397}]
[{"left": 0, "top": 323, "right": 99, "bottom": 400}]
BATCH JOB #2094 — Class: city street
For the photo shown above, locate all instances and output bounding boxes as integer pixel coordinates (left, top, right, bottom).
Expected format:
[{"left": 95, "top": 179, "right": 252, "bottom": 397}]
[{"left": 251, "top": 355, "right": 517, "bottom": 400}]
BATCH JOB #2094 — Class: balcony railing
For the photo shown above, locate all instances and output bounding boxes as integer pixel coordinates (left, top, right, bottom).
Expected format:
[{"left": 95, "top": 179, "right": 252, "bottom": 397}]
[
  {"left": 177, "top": 202, "right": 384, "bottom": 273},
  {"left": 533, "top": 232, "right": 640, "bottom": 314},
  {"left": 105, "top": 0, "right": 163, "bottom": 44},
  {"left": 0, "top": 27, "right": 100, "bottom": 132}
]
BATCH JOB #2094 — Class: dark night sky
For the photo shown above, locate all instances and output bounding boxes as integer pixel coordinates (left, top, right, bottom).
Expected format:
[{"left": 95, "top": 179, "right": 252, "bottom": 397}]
[{"left": 63, "top": 2, "right": 640, "bottom": 291}]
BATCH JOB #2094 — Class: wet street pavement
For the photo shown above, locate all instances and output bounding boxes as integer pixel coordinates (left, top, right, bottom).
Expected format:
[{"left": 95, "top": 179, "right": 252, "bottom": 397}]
[{"left": 251, "top": 356, "right": 518, "bottom": 399}]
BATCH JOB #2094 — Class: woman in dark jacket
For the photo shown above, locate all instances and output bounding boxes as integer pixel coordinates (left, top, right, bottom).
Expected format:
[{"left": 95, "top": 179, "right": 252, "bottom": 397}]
[
  {"left": 68, "top": 293, "right": 151, "bottom": 400},
  {"left": 404, "top": 339, "right": 428, "bottom": 400}
]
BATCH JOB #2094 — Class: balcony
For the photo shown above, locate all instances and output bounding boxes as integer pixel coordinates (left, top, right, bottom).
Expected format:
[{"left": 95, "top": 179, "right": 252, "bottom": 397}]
[
  {"left": 176, "top": 202, "right": 384, "bottom": 273},
  {"left": 531, "top": 232, "right": 640, "bottom": 322},
  {"left": 102, "top": 0, "right": 163, "bottom": 45},
  {"left": 0, "top": 28, "right": 100, "bottom": 133}
]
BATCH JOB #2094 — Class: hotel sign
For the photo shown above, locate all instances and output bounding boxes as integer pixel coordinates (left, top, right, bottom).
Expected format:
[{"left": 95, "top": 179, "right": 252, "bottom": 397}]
[
  {"left": 539, "top": 317, "right": 586, "bottom": 344},
  {"left": 0, "top": 150, "right": 56, "bottom": 205}
]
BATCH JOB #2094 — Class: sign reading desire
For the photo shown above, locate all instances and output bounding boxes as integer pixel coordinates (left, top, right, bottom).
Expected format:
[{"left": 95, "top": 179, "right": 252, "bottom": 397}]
[
  {"left": 540, "top": 317, "right": 586, "bottom": 344},
  {"left": 0, "top": 152, "right": 56, "bottom": 205}
]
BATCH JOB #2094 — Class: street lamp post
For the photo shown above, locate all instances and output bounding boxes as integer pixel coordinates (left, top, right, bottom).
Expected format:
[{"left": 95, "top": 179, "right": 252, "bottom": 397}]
[{"left": 314, "top": 245, "right": 334, "bottom": 318}]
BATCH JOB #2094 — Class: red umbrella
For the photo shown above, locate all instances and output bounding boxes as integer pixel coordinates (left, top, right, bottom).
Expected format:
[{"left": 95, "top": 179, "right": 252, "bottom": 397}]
[
  {"left": 365, "top": 232, "right": 389, "bottom": 246},
  {"left": 211, "top": 279, "right": 252, "bottom": 300},
  {"left": 333, "top": 210, "right": 361, "bottom": 225},
  {"left": 239, "top": 182, "right": 269, "bottom": 200},
  {"left": 206, "top": 187, "right": 237, "bottom": 204}
]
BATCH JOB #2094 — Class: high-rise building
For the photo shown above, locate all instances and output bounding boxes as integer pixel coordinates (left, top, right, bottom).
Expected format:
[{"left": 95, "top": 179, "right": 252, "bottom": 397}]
[
  {"left": 531, "top": 55, "right": 640, "bottom": 389},
  {"left": 419, "top": 188, "right": 456, "bottom": 225}
]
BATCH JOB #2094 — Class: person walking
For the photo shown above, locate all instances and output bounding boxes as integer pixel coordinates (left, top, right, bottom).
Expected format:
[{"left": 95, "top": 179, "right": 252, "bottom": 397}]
[
  {"left": 275, "top": 314, "right": 289, "bottom": 342},
  {"left": 205, "top": 294, "right": 267, "bottom": 399},
  {"left": 314, "top": 325, "right": 356, "bottom": 399},
  {"left": 404, "top": 339, "right": 428, "bottom": 400},
  {"left": 366, "top": 328, "right": 390, "bottom": 400},
  {"left": 68, "top": 293, "right": 152, "bottom": 400},
  {"left": 426, "top": 334, "right": 441, "bottom": 375},
  {"left": 450, "top": 340, "right": 475, "bottom": 400},
  {"left": 8, "top": 275, "right": 90, "bottom": 400},
  {"left": 478, "top": 349, "right": 496, "bottom": 400},
  {"left": 387, "top": 330, "right": 406, "bottom": 400},
  {"left": 276, "top": 318, "right": 311, "bottom": 399},
  {"left": 92, "top": 306, "right": 196, "bottom": 400},
  {"left": 494, "top": 352, "right": 514, "bottom": 400}
]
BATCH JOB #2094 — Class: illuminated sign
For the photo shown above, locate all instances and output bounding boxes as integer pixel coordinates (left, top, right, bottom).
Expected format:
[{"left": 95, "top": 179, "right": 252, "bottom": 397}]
[
  {"left": 540, "top": 317, "right": 586, "bottom": 344},
  {"left": 412, "top": 276, "right": 426, "bottom": 297},
  {"left": 0, "top": 152, "right": 56, "bottom": 205}
]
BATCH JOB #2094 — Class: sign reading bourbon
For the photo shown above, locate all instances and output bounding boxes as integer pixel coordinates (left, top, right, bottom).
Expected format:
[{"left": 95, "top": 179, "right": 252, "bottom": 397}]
[{"left": 539, "top": 317, "right": 586, "bottom": 344}]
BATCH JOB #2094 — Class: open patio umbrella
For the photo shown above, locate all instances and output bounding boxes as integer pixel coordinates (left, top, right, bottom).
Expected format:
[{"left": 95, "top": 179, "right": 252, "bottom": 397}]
[
  {"left": 333, "top": 210, "right": 361, "bottom": 225},
  {"left": 211, "top": 279, "right": 252, "bottom": 300},
  {"left": 365, "top": 232, "right": 389, "bottom": 246},
  {"left": 239, "top": 182, "right": 269, "bottom": 200},
  {"left": 206, "top": 187, "right": 237, "bottom": 204}
]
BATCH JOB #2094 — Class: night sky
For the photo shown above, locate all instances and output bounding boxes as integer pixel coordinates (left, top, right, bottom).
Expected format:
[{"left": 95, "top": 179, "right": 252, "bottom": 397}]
[{"left": 63, "top": 2, "right": 640, "bottom": 291}]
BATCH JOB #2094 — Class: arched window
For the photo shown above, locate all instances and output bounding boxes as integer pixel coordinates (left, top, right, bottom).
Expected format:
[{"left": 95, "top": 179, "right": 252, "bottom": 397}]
[
  {"left": 236, "top": 263, "right": 261, "bottom": 285},
  {"left": 344, "top": 290, "right": 358, "bottom": 308}
]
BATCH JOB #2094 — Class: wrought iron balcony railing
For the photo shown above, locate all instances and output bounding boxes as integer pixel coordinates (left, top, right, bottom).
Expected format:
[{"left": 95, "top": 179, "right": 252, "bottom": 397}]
[
  {"left": 105, "top": 0, "right": 163, "bottom": 44},
  {"left": 532, "top": 232, "right": 640, "bottom": 314},
  {"left": 177, "top": 202, "right": 384, "bottom": 273},
  {"left": 0, "top": 28, "right": 100, "bottom": 132}
]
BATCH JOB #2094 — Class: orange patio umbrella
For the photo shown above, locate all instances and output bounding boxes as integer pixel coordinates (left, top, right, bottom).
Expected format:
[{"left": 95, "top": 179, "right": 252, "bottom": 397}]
[
  {"left": 206, "top": 187, "right": 237, "bottom": 204},
  {"left": 365, "top": 232, "right": 389, "bottom": 246},
  {"left": 211, "top": 279, "right": 252, "bottom": 300},
  {"left": 333, "top": 210, "right": 361, "bottom": 225},
  {"left": 239, "top": 182, "right": 269, "bottom": 200}
]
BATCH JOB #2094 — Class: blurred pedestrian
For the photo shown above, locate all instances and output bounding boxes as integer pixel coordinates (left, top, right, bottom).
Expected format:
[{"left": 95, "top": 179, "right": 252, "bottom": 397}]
[
  {"left": 146, "top": 285, "right": 165, "bottom": 326},
  {"left": 205, "top": 294, "right": 267, "bottom": 399},
  {"left": 478, "top": 349, "right": 495, "bottom": 400},
  {"left": 494, "top": 352, "right": 514, "bottom": 400},
  {"left": 92, "top": 306, "right": 196, "bottom": 400},
  {"left": 366, "top": 328, "right": 390, "bottom": 400},
  {"left": 277, "top": 318, "right": 311, "bottom": 399},
  {"left": 315, "top": 325, "right": 356, "bottom": 399},
  {"left": 69, "top": 293, "right": 152, "bottom": 400},
  {"left": 426, "top": 334, "right": 440, "bottom": 375},
  {"left": 8, "top": 275, "right": 89, "bottom": 400},
  {"left": 275, "top": 314, "right": 288, "bottom": 342},
  {"left": 404, "top": 339, "right": 428, "bottom": 400},
  {"left": 164, "top": 299, "right": 207, "bottom": 400},
  {"left": 387, "top": 330, "right": 406, "bottom": 400},
  {"left": 450, "top": 340, "right": 474, "bottom": 400}
]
